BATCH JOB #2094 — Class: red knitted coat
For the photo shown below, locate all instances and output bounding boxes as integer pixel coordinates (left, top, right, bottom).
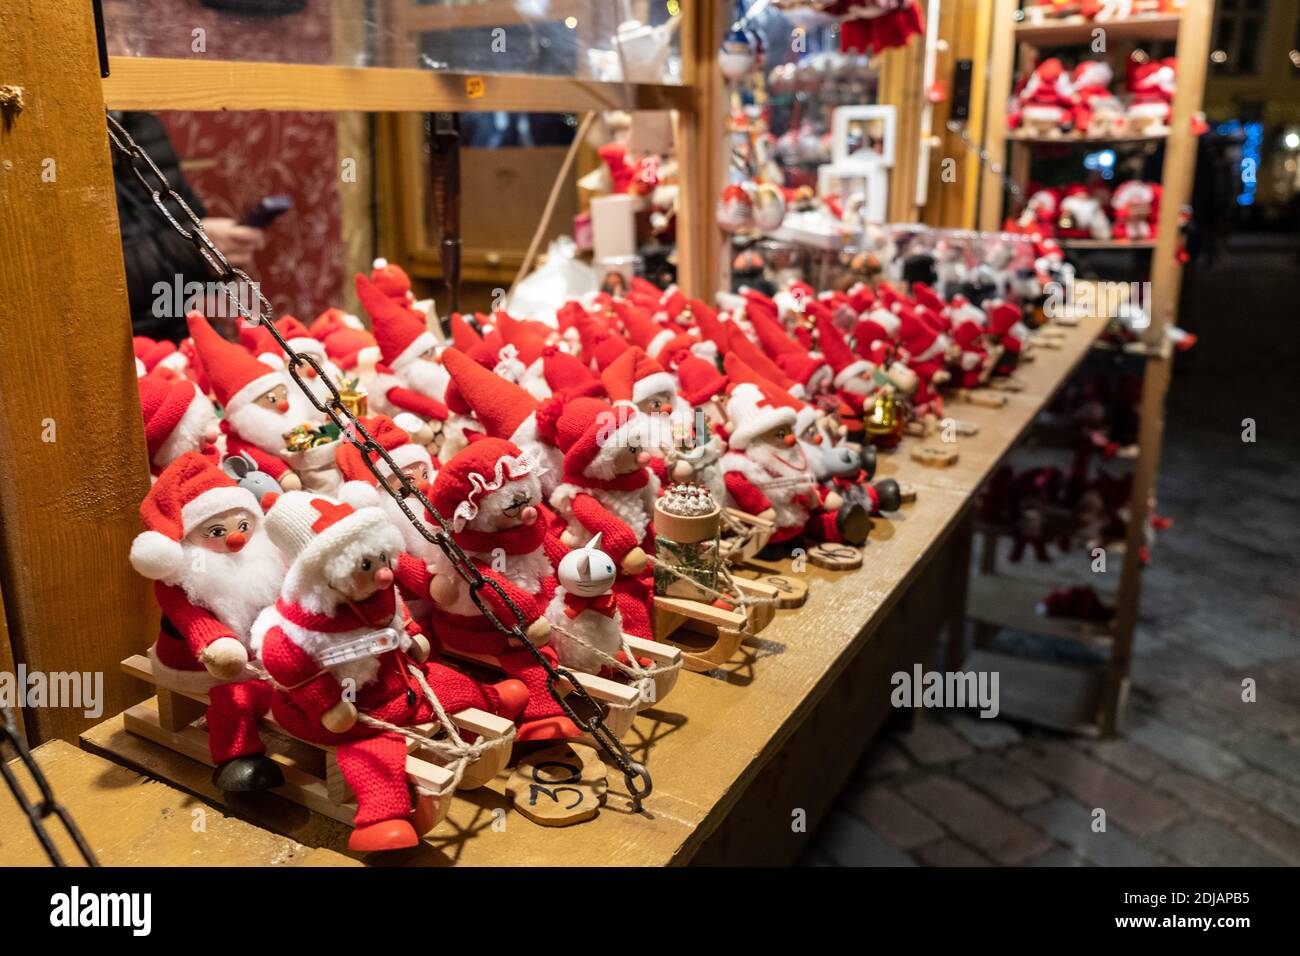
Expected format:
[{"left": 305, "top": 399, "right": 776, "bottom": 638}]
[
  {"left": 260, "top": 586, "right": 501, "bottom": 827},
  {"left": 150, "top": 581, "right": 272, "bottom": 765}
]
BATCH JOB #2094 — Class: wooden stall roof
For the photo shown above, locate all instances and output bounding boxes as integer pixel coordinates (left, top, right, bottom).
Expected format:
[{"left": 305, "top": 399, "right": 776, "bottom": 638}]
[{"left": 80, "top": 311, "right": 1109, "bottom": 866}]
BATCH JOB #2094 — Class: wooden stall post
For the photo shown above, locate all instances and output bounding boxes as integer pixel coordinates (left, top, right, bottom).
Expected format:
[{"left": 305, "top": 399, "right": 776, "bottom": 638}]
[{"left": 0, "top": 1, "right": 154, "bottom": 742}]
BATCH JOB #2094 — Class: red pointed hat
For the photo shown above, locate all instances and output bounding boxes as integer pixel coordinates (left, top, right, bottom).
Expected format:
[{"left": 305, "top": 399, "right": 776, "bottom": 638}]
[
  {"left": 912, "top": 282, "right": 947, "bottom": 314},
  {"left": 449, "top": 312, "right": 483, "bottom": 352},
  {"left": 129, "top": 451, "right": 260, "bottom": 581},
  {"left": 728, "top": 324, "right": 797, "bottom": 391},
  {"left": 429, "top": 437, "right": 532, "bottom": 533},
  {"left": 600, "top": 347, "right": 677, "bottom": 406},
  {"left": 614, "top": 300, "right": 676, "bottom": 359},
  {"left": 440, "top": 347, "right": 538, "bottom": 443},
  {"left": 369, "top": 258, "right": 413, "bottom": 300},
  {"left": 542, "top": 345, "right": 604, "bottom": 399},
  {"left": 847, "top": 283, "right": 878, "bottom": 314},
  {"left": 356, "top": 273, "right": 436, "bottom": 371},
  {"left": 898, "top": 308, "right": 941, "bottom": 359},
  {"left": 816, "top": 314, "right": 874, "bottom": 389},
  {"left": 541, "top": 396, "right": 636, "bottom": 478},
  {"left": 335, "top": 414, "right": 433, "bottom": 484},
  {"left": 676, "top": 354, "right": 728, "bottom": 406},
  {"left": 186, "top": 313, "right": 284, "bottom": 416},
  {"left": 138, "top": 375, "right": 206, "bottom": 460}
]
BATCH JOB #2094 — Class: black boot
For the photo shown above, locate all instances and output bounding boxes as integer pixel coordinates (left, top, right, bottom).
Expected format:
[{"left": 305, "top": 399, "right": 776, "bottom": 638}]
[
  {"left": 213, "top": 754, "right": 285, "bottom": 792},
  {"left": 873, "top": 479, "right": 903, "bottom": 514},
  {"left": 859, "top": 442, "right": 878, "bottom": 480},
  {"left": 835, "top": 502, "right": 871, "bottom": 546}
]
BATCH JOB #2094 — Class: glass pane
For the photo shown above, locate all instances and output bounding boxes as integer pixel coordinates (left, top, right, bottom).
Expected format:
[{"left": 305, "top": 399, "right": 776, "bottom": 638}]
[{"left": 103, "top": 0, "right": 684, "bottom": 83}]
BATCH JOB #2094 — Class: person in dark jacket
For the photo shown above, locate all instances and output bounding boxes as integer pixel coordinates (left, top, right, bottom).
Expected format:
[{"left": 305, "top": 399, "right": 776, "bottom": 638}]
[{"left": 111, "top": 111, "right": 264, "bottom": 341}]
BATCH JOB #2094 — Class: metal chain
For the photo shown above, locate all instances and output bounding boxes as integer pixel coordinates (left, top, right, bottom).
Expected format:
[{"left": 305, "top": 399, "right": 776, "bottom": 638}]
[
  {"left": 0, "top": 708, "right": 100, "bottom": 867},
  {"left": 105, "top": 112, "right": 652, "bottom": 810}
]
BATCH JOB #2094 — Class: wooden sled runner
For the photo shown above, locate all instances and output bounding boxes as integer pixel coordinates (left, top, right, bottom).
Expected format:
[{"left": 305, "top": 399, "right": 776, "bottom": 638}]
[
  {"left": 435, "top": 643, "right": 659, "bottom": 740},
  {"left": 119, "top": 654, "right": 514, "bottom": 830}
]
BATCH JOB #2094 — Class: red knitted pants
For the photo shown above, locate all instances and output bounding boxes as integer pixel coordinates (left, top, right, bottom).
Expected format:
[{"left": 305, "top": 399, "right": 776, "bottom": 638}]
[{"left": 206, "top": 678, "right": 273, "bottom": 765}]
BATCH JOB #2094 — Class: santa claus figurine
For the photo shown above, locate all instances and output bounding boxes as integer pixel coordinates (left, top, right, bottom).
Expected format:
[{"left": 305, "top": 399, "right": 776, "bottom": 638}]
[
  {"left": 128, "top": 453, "right": 286, "bottom": 792},
  {"left": 187, "top": 313, "right": 319, "bottom": 490},
  {"left": 1126, "top": 57, "right": 1176, "bottom": 135},
  {"left": 137, "top": 374, "right": 221, "bottom": 477},
  {"left": 1111, "top": 180, "right": 1160, "bottom": 240},
  {"left": 241, "top": 315, "right": 346, "bottom": 406},
  {"left": 354, "top": 273, "right": 449, "bottom": 443},
  {"left": 1008, "top": 58, "right": 1074, "bottom": 137},
  {"left": 540, "top": 397, "right": 659, "bottom": 638},
  {"left": 1070, "top": 61, "right": 1125, "bottom": 137},
  {"left": 409, "top": 438, "right": 581, "bottom": 739},
  {"left": 719, "top": 370, "right": 871, "bottom": 548},
  {"left": 335, "top": 415, "right": 437, "bottom": 556},
  {"left": 255, "top": 491, "right": 527, "bottom": 852}
]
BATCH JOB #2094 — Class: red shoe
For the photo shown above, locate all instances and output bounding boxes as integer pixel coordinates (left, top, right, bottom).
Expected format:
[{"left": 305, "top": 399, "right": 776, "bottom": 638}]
[
  {"left": 615, "top": 650, "right": 653, "bottom": 669},
  {"left": 516, "top": 715, "right": 583, "bottom": 742},
  {"left": 348, "top": 819, "right": 419, "bottom": 853},
  {"left": 410, "top": 793, "right": 441, "bottom": 837},
  {"left": 491, "top": 679, "right": 529, "bottom": 721}
]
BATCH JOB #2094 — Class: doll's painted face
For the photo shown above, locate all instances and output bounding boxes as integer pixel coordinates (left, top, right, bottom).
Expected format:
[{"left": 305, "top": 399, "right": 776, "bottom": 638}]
[
  {"left": 188, "top": 508, "right": 258, "bottom": 554},
  {"left": 382, "top": 460, "right": 432, "bottom": 494},
  {"left": 637, "top": 391, "right": 675, "bottom": 416},
  {"left": 255, "top": 384, "right": 290, "bottom": 414},
  {"left": 610, "top": 433, "right": 651, "bottom": 474},
  {"left": 751, "top": 422, "right": 807, "bottom": 473},
  {"left": 334, "top": 549, "right": 394, "bottom": 601}
]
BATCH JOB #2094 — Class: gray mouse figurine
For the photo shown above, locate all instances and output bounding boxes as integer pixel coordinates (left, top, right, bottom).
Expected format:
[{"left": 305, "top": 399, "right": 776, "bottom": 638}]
[{"left": 221, "top": 453, "right": 284, "bottom": 501}]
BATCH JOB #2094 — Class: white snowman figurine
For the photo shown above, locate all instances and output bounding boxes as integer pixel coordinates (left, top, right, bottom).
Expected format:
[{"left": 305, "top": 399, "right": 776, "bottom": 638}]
[{"left": 546, "top": 533, "right": 625, "bottom": 675}]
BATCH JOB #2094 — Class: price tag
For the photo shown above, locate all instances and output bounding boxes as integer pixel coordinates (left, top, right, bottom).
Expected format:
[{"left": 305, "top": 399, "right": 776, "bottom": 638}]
[
  {"left": 465, "top": 76, "right": 485, "bottom": 99},
  {"left": 315, "top": 627, "right": 400, "bottom": 668}
]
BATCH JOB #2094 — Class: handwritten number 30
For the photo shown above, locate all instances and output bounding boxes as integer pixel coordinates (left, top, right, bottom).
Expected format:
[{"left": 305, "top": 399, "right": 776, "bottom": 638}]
[{"left": 528, "top": 760, "right": 585, "bottom": 810}]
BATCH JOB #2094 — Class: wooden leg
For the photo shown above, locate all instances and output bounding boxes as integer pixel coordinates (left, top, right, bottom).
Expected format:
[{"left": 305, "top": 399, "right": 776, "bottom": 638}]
[{"left": 156, "top": 688, "right": 207, "bottom": 733}]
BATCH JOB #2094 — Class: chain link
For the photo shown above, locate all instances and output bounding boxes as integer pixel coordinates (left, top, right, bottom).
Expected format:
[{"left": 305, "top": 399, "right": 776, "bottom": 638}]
[
  {"left": 0, "top": 708, "right": 100, "bottom": 867},
  {"left": 105, "top": 112, "right": 651, "bottom": 810}
]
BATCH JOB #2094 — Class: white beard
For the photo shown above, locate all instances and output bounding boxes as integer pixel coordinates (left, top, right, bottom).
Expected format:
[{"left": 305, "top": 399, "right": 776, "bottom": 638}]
[
  {"left": 722, "top": 447, "right": 817, "bottom": 530},
  {"left": 153, "top": 391, "right": 218, "bottom": 471},
  {"left": 227, "top": 390, "right": 321, "bottom": 453},
  {"left": 840, "top": 375, "right": 875, "bottom": 397},
  {"left": 173, "top": 533, "right": 286, "bottom": 642},
  {"left": 396, "top": 357, "right": 449, "bottom": 403}
]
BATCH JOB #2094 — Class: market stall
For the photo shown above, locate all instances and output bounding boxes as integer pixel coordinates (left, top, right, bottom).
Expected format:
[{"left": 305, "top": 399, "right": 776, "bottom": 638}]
[{"left": 0, "top": 0, "right": 1212, "bottom": 868}]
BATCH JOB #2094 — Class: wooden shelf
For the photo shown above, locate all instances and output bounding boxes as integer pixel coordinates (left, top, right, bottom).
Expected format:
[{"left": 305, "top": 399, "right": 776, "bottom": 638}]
[
  {"left": 967, "top": 571, "right": 1115, "bottom": 651},
  {"left": 964, "top": 649, "right": 1107, "bottom": 736},
  {"left": 1059, "top": 238, "right": 1157, "bottom": 250},
  {"left": 1007, "top": 130, "right": 1168, "bottom": 145},
  {"left": 102, "top": 55, "right": 694, "bottom": 114},
  {"left": 1013, "top": 13, "right": 1182, "bottom": 46}
]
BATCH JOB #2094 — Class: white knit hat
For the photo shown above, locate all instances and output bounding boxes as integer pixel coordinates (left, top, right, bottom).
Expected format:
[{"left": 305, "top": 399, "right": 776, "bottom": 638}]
[
  {"left": 264, "top": 491, "right": 403, "bottom": 593},
  {"left": 725, "top": 381, "right": 798, "bottom": 451}
]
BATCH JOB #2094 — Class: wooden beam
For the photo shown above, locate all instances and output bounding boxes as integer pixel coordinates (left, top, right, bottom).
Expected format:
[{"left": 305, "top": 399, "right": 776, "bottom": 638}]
[
  {"left": 0, "top": 0, "right": 155, "bottom": 743},
  {"left": 102, "top": 56, "right": 696, "bottom": 115},
  {"left": 978, "top": 0, "right": 1016, "bottom": 231},
  {"left": 393, "top": 0, "right": 585, "bottom": 32}
]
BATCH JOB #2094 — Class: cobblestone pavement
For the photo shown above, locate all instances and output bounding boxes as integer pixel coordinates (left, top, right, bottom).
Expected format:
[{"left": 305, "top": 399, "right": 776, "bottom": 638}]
[{"left": 800, "top": 237, "right": 1300, "bottom": 867}]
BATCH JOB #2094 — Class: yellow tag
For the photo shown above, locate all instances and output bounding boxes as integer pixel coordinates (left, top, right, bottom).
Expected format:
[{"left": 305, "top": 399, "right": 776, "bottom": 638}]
[{"left": 465, "top": 76, "right": 485, "bottom": 99}]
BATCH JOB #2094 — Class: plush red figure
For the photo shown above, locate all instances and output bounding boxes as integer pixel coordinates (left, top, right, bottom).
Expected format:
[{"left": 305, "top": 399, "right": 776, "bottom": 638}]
[
  {"left": 407, "top": 438, "right": 579, "bottom": 740},
  {"left": 129, "top": 453, "right": 287, "bottom": 792},
  {"left": 256, "top": 491, "right": 526, "bottom": 852},
  {"left": 186, "top": 313, "right": 319, "bottom": 488},
  {"left": 354, "top": 273, "right": 450, "bottom": 427},
  {"left": 540, "top": 397, "right": 659, "bottom": 638}
]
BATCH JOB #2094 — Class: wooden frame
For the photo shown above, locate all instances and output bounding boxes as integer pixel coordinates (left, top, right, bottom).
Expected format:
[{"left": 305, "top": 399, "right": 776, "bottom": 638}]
[{"left": 971, "top": 2, "right": 1214, "bottom": 735}]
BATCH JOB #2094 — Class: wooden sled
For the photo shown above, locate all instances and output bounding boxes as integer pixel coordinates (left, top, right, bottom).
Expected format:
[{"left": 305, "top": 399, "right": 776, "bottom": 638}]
[
  {"left": 119, "top": 654, "right": 513, "bottom": 830},
  {"left": 717, "top": 507, "right": 775, "bottom": 564},
  {"left": 652, "top": 576, "right": 779, "bottom": 672},
  {"left": 437, "top": 644, "right": 644, "bottom": 740}
]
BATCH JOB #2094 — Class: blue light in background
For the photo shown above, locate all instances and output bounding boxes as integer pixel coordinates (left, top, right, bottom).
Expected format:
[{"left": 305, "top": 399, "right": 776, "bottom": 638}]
[
  {"left": 1218, "top": 119, "right": 1262, "bottom": 206},
  {"left": 1083, "top": 148, "right": 1117, "bottom": 181}
]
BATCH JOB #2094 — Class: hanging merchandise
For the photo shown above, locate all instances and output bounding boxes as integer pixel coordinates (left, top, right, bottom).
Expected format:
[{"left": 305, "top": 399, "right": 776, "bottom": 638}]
[{"left": 825, "top": 0, "right": 925, "bottom": 55}]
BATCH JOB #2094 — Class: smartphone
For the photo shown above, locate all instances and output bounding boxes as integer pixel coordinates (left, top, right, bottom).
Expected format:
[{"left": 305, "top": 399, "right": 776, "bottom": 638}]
[{"left": 239, "top": 195, "right": 293, "bottom": 229}]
